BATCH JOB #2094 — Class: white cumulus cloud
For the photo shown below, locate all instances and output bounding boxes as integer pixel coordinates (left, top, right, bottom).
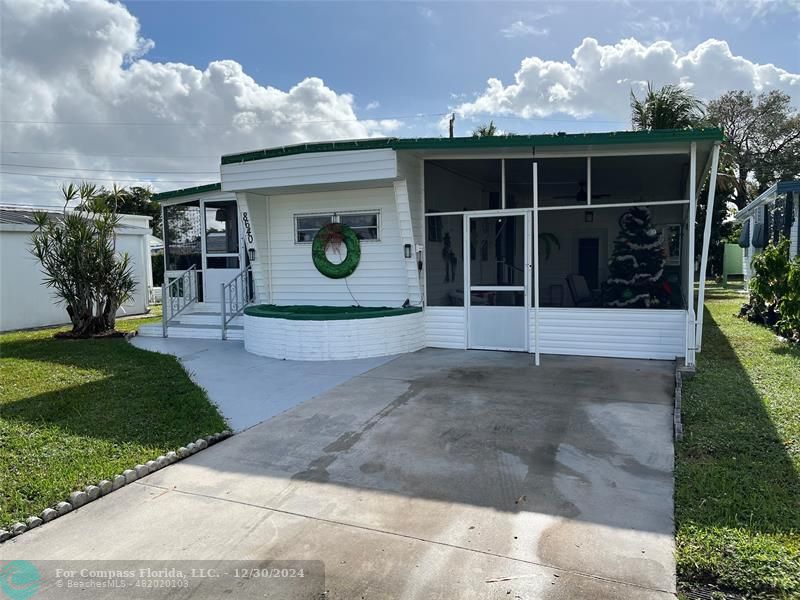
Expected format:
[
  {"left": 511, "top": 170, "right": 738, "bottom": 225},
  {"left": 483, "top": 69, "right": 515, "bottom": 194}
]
[
  {"left": 454, "top": 37, "right": 800, "bottom": 124},
  {"left": 0, "top": 0, "right": 397, "bottom": 206}
]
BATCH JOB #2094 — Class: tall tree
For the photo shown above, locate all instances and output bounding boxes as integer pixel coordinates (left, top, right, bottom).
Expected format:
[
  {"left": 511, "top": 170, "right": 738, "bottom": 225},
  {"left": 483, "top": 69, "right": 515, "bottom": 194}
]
[
  {"left": 96, "top": 185, "right": 161, "bottom": 235},
  {"left": 707, "top": 90, "right": 800, "bottom": 208},
  {"left": 630, "top": 83, "right": 706, "bottom": 130}
]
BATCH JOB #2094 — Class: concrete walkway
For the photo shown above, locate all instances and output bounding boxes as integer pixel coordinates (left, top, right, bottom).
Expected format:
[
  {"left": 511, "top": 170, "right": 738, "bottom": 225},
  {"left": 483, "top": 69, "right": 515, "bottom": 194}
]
[
  {"left": 130, "top": 336, "right": 396, "bottom": 430},
  {"left": 2, "top": 349, "right": 677, "bottom": 599}
]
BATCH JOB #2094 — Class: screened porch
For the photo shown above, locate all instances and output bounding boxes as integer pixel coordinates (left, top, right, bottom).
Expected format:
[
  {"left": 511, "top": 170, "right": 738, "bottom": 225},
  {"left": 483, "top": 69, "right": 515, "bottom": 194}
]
[{"left": 421, "top": 149, "right": 701, "bottom": 362}]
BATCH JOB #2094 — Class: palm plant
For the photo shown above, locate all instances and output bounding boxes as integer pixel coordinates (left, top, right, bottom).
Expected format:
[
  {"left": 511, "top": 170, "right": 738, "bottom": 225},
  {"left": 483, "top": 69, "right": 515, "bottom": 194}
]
[
  {"left": 630, "top": 83, "right": 706, "bottom": 130},
  {"left": 472, "top": 121, "right": 498, "bottom": 137},
  {"left": 31, "top": 183, "right": 136, "bottom": 337}
]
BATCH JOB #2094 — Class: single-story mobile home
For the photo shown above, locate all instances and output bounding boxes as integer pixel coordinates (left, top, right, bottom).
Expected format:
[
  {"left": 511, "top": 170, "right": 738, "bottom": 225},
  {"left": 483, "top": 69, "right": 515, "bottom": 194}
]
[
  {"left": 735, "top": 180, "right": 800, "bottom": 284},
  {"left": 142, "top": 128, "right": 724, "bottom": 367}
]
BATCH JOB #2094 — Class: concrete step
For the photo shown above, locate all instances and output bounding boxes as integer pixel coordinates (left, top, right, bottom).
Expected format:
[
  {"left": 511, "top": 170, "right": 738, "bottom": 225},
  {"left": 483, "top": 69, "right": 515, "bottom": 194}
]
[
  {"left": 138, "top": 324, "right": 163, "bottom": 338},
  {"left": 136, "top": 322, "right": 243, "bottom": 340},
  {"left": 178, "top": 312, "right": 244, "bottom": 326}
]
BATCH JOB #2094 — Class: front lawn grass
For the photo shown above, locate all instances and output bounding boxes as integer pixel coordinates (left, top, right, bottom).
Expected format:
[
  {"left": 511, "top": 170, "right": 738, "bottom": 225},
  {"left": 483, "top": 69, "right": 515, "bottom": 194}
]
[
  {"left": 0, "top": 311, "right": 227, "bottom": 528},
  {"left": 676, "top": 284, "right": 800, "bottom": 598}
]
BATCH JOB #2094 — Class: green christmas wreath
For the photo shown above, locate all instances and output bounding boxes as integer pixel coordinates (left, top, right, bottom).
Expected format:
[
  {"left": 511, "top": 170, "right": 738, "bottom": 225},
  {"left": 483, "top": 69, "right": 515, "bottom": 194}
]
[{"left": 312, "top": 222, "right": 361, "bottom": 279}]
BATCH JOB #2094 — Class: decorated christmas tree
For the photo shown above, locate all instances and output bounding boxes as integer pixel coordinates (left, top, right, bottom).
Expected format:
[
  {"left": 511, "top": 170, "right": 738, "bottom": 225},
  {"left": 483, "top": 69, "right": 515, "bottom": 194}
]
[{"left": 604, "top": 207, "right": 670, "bottom": 308}]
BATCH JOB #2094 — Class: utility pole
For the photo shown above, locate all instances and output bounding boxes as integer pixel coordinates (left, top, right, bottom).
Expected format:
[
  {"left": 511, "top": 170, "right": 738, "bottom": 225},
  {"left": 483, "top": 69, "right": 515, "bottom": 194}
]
[{"left": 448, "top": 113, "right": 455, "bottom": 138}]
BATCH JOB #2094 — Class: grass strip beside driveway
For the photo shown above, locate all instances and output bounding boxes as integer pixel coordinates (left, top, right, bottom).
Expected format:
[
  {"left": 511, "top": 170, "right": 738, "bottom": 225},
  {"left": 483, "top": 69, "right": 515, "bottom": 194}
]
[
  {"left": 0, "top": 312, "right": 227, "bottom": 528},
  {"left": 676, "top": 285, "right": 800, "bottom": 598}
]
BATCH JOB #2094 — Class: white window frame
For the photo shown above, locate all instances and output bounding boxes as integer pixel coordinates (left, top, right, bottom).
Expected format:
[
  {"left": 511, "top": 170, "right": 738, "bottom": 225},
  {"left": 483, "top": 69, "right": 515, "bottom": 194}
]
[{"left": 294, "top": 210, "right": 381, "bottom": 244}]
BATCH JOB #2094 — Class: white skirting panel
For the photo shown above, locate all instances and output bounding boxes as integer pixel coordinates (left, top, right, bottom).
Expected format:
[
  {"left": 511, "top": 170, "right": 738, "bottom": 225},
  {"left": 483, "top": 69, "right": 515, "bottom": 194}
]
[
  {"left": 424, "top": 307, "right": 466, "bottom": 349},
  {"left": 533, "top": 308, "right": 687, "bottom": 360},
  {"left": 245, "top": 312, "right": 424, "bottom": 360}
]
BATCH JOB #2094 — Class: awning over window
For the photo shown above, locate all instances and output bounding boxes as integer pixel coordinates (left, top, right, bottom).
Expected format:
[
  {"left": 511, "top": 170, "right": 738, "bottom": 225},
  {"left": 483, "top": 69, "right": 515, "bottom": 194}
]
[
  {"left": 751, "top": 219, "right": 767, "bottom": 249},
  {"left": 738, "top": 219, "right": 751, "bottom": 248}
]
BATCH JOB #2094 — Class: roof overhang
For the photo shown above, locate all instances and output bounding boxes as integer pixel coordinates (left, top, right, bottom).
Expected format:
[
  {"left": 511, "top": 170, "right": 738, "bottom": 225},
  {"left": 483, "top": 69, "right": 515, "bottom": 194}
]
[
  {"left": 154, "top": 128, "right": 725, "bottom": 200},
  {"left": 735, "top": 180, "right": 800, "bottom": 221},
  {"left": 152, "top": 182, "right": 222, "bottom": 202},
  {"left": 220, "top": 128, "right": 723, "bottom": 166}
]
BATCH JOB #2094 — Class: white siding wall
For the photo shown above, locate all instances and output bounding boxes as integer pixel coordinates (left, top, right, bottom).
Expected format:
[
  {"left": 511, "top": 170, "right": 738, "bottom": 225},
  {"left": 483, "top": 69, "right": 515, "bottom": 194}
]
[
  {"left": 397, "top": 151, "right": 425, "bottom": 302},
  {"left": 424, "top": 307, "right": 467, "bottom": 349},
  {"left": 533, "top": 308, "right": 686, "bottom": 360},
  {"left": 393, "top": 180, "right": 422, "bottom": 305},
  {"left": 236, "top": 192, "right": 270, "bottom": 302},
  {"left": 222, "top": 149, "right": 397, "bottom": 191},
  {"left": 266, "top": 187, "right": 408, "bottom": 306}
]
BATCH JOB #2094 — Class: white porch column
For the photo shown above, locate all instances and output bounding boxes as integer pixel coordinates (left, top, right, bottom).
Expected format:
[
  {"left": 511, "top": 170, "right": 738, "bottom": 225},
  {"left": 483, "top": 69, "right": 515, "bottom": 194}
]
[
  {"left": 686, "top": 142, "right": 697, "bottom": 367},
  {"left": 695, "top": 142, "right": 721, "bottom": 352},
  {"left": 532, "top": 162, "right": 540, "bottom": 366}
]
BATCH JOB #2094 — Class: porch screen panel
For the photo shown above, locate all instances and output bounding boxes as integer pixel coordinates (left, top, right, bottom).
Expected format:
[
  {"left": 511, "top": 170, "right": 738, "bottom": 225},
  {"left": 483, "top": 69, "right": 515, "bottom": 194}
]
[
  {"left": 205, "top": 201, "right": 239, "bottom": 254},
  {"left": 164, "top": 201, "right": 202, "bottom": 271},
  {"left": 537, "top": 204, "right": 685, "bottom": 309},
  {"left": 591, "top": 154, "right": 690, "bottom": 205},
  {"left": 424, "top": 160, "right": 501, "bottom": 212},
  {"left": 524, "top": 158, "right": 588, "bottom": 208},
  {"left": 425, "top": 215, "right": 464, "bottom": 306},
  {"left": 469, "top": 215, "right": 524, "bottom": 286}
]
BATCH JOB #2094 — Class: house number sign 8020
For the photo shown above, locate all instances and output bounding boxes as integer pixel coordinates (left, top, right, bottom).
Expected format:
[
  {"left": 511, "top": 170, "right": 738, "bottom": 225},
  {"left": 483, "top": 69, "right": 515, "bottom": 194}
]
[{"left": 242, "top": 212, "right": 254, "bottom": 244}]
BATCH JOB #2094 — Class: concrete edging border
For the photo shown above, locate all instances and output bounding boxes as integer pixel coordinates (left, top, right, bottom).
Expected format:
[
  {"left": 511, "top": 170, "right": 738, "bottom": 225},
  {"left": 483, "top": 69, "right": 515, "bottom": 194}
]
[
  {"left": 0, "top": 430, "right": 232, "bottom": 543},
  {"left": 674, "top": 361, "right": 695, "bottom": 441}
]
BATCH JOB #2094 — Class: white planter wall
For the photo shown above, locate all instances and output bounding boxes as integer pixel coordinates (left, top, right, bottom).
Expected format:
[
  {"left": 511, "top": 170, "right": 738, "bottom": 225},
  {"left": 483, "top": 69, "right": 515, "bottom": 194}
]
[{"left": 244, "top": 311, "right": 424, "bottom": 360}]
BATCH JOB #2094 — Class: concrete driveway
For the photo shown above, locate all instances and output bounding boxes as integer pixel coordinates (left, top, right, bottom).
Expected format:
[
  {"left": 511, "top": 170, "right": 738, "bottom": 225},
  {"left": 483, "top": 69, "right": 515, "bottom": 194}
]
[
  {"left": 1, "top": 349, "right": 676, "bottom": 599},
  {"left": 130, "top": 336, "right": 396, "bottom": 431}
]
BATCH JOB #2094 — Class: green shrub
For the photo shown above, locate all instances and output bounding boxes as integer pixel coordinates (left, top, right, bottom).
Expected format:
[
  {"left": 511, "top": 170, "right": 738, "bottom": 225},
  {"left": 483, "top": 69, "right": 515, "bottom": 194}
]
[
  {"left": 779, "top": 259, "right": 800, "bottom": 339},
  {"left": 746, "top": 238, "right": 800, "bottom": 341},
  {"left": 31, "top": 184, "right": 136, "bottom": 337}
]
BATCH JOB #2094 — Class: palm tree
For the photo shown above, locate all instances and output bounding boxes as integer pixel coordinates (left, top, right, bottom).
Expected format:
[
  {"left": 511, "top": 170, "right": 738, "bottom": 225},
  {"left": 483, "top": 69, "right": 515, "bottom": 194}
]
[
  {"left": 472, "top": 121, "right": 498, "bottom": 137},
  {"left": 630, "top": 83, "right": 705, "bottom": 130}
]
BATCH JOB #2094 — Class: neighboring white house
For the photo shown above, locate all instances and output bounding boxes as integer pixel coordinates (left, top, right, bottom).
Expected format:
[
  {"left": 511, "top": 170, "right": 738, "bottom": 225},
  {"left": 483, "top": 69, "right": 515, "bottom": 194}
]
[
  {"left": 734, "top": 181, "right": 800, "bottom": 285},
  {"left": 0, "top": 205, "right": 153, "bottom": 332},
  {"left": 143, "top": 129, "right": 724, "bottom": 367}
]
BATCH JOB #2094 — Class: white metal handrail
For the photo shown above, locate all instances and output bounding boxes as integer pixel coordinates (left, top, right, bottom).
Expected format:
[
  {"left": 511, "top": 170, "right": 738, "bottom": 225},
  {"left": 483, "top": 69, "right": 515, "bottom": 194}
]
[
  {"left": 162, "top": 264, "right": 198, "bottom": 337},
  {"left": 221, "top": 265, "right": 253, "bottom": 340}
]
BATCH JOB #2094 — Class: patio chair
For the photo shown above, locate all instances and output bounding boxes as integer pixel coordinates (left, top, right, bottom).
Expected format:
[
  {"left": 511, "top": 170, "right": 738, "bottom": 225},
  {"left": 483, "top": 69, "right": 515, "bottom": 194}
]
[{"left": 565, "top": 274, "right": 600, "bottom": 307}]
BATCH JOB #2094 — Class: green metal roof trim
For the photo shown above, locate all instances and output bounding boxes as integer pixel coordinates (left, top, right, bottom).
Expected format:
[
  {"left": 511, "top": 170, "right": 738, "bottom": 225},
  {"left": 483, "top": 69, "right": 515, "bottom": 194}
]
[
  {"left": 222, "top": 139, "right": 396, "bottom": 165},
  {"left": 152, "top": 182, "right": 221, "bottom": 201},
  {"left": 221, "top": 128, "right": 724, "bottom": 165}
]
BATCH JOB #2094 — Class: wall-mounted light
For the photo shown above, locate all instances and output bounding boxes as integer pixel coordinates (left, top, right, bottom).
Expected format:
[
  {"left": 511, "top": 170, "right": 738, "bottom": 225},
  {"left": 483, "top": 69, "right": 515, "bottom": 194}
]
[
  {"left": 584, "top": 211, "right": 594, "bottom": 223},
  {"left": 404, "top": 243, "right": 412, "bottom": 259},
  {"left": 248, "top": 247, "right": 256, "bottom": 262}
]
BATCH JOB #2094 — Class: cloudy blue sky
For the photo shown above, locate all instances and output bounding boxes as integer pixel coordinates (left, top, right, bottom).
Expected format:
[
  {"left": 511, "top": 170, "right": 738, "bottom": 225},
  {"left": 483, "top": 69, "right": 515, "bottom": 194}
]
[{"left": 1, "top": 0, "right": 799, "bottom": 205}]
